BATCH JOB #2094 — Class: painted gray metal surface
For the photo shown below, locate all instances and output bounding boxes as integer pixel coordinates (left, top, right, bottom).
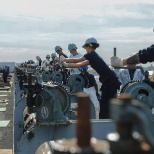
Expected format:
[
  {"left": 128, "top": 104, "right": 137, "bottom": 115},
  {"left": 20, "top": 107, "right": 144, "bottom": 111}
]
[
  {"left": 14, "top": 68, "right": 116, "bottom": 154},
  {"left": 15, "top": 120, "right": 115, "bottom": 154}
]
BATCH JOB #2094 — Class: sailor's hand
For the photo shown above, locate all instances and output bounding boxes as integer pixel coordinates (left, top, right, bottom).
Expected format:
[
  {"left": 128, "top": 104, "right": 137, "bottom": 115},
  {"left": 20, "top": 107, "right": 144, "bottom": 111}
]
[
  {"left": 26, "top": 64, "right": 31, "bottom": 67},
  {"left": 111, "top": 56, "right": 123, "bottom": 67},
  {"left": 59, "top": 57, "right": 66, "bottom": 63},
  {"left": 62, "top": 62, "right": 69, "bottom": 67},
  {"left": 49, "top": 65, "right": 53, "bottom": 68}
]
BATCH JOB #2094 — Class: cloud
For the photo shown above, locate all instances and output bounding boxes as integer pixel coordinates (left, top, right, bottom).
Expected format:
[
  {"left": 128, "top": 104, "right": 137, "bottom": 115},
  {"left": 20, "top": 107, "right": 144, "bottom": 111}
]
[{"left": 0, "top": 0, "right": 154, "bottom": 66}]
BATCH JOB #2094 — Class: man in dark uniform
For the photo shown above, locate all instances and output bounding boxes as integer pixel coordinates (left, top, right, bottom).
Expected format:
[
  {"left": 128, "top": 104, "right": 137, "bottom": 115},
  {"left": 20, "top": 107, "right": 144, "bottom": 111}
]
[
  {"left": 111, "top": 45, "right": 154, "bottom": 67},
  {"left": 2, "top": 66, "right": 9, "bottom": 84},
  {"left": 61, "top": 37, "right": 121, "bottom": 119}
]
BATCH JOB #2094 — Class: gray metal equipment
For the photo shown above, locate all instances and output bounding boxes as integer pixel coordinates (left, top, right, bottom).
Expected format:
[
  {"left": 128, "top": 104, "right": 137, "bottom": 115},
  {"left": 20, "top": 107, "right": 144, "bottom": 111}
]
[
  {"left": 121, "top": 81, "right": 154, "bottom": 109},
  {"left": 32, "top": 82, "right": 70, "bottom": 123},
  {"left": 36, "top": 94, "right": 154, "bottom": 154},
  {"left": 52, "top": 71, "right": 63, "bottom": 83},
  {"left": 42, "top": 71, "right": 51, "bottom": 82},
  {"left": 14, "top": 74, "right": 114, "bottom": 154},
  {"left": 67, "top": 74, "right": 85, "bottom": 93}
]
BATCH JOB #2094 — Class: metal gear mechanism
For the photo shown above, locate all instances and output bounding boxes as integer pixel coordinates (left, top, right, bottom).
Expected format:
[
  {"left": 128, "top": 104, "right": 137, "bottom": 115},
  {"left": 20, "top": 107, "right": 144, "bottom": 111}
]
[
  {"left": 35, "top": 82, "right": 70, "bottom": 113},
  {"left": 52, "top": 71, "right": 63, "bottom": 84},
  {"left": 120, "top": 81, "right": 154, "bottom": 109},
  {"left": 67, "top": 74, "right": 85, "bottom": 93},
  {"left": 42, "top": 71, "right": 51, "bottom": 82}
]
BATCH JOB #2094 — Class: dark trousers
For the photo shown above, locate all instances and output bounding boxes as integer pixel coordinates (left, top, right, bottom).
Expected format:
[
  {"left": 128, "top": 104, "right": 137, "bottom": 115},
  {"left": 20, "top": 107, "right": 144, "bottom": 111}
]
[
  {"left": 3, "top": 76, "right": 7, "bottom": 83},
  {"left": 99, "top": 87, "right": 117, "bottom": 119}
]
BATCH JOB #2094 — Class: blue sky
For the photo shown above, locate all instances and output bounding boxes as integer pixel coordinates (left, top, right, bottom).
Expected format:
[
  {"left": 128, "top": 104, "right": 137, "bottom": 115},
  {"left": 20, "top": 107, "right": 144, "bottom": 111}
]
[{"left": 0, "top": 0, "right": 154, "bottom": 66}]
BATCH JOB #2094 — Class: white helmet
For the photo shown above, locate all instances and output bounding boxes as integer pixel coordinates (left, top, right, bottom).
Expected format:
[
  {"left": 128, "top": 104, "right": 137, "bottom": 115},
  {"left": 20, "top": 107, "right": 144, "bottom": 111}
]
[
  {"left": 55, "top": 57, "right": 59, "bottom": 61},
  {"left": 82, "top": 37, "right": 99, "bottom": 48},
  {"left": 36, "top": 56, "right": 41, "bottom": 60},
  {"left": 46, "top": 54, "right": 50, "bottom": 58},
  {"left": 55, "top": 46, "right": 62, "bottom": 52},
  {"left": 51, "top": 53, "right": 56, "bottom": 58},
  {"left": 68, "top": 43, "right": 77, "bottom": 51}
]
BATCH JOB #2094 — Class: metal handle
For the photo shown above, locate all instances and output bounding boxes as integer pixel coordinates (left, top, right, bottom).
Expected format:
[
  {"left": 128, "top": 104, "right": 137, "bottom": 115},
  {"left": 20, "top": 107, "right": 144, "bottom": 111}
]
[{"left": 114, "top": 48, "right": 116, "bottom": 56}]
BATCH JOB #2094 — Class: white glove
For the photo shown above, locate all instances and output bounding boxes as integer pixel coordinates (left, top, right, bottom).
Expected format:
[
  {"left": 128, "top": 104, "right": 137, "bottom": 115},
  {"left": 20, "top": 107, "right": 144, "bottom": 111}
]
[
  {"left": 111, "top": 56, "right": 123, "bottom": 67},
  {"left": 62, "top": 62, "right": 69, "bottom": 67},
  {"left": 59, "top": 59, "right": 64, "bottom": 63}
]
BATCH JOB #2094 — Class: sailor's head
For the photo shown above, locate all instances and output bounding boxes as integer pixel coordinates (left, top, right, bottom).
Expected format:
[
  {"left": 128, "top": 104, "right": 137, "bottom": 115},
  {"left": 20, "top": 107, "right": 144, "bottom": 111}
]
[
  {"left": 46, "top": 54, "right": 50, "bottom": 60},
  {"left": 51, "top": 53, "right": 56, "bottom": 58},
  {"left": 82, "top": 37, "right": 99, "bottom": 51},
  {"left": 36, "top": 56, "right": 41, "bottom": 61},
  {"left": 55, "top": 46, "right": 63, "bottom": 55},
  {"left": 68, "top": 43, "right": 78, "bottom": 56}
]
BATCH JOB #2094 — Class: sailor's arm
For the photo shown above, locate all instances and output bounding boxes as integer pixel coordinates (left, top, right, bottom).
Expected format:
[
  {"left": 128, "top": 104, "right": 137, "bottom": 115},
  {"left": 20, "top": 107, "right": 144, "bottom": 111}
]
[
  {"left": 62, "top": 60, "right": 89, "bottom": 68},
  {"left": 111, "top": 45, "right": 154, "bottom": 67},
  {"left": 63, "top": 57, "right": 86, "bottom": 63}
]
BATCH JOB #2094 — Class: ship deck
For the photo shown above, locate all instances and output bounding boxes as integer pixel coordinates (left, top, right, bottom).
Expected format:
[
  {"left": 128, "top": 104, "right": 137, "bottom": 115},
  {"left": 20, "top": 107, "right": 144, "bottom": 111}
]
[{"left": 0, "top": 73, "right": 14, "bottom": 154}]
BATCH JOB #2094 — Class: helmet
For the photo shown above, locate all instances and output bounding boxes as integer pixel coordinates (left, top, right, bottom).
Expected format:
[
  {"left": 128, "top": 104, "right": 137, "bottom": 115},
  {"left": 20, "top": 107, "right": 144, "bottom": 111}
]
[
  {"left": 36, "top": 56, "right": 41, "bottom": 60},
  {"left": 51, "top": 53, "right": 57, "bottom": 58},
  {"left": 81, "top": 65, "right": 88, "bottom": 69},
  {"left": 68, "top": 43, "right": 77, "bottom": 51},
  {"left": 55, "top": 46, "right": 62, "bottom": 52},
  {"left": 82, "top": 37, "right": 99, "bottom": 48},
  {"left": 55, "top": 57, "right": 59, "bottom": 61},
  {"left": 46, "top": 54, "right": 50, "bottom": 58}
]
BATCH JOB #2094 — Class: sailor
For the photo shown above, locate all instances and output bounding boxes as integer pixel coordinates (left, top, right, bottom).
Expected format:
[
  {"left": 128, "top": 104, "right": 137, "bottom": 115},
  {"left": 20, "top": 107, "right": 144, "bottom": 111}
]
[
  {"left": 50, "top": 53, "right": 57, "bottom": 72},
  {"left": 68, "top": 43, "right": 82, "bottom": 75},
  {"left": 81, "top": 65, "right": 100, "bottom": 119},
  {"left": 61, "top": 37, "right": 121, "bottom": 119},
  {"left": 55, "top": 46, "right": 68, "bottom": 63},
  {"left": 111, "top": 44, "right": 154, "bottom": 67},
  {"left": 42, "top": 54, "right": 53, "bottom": 71},
  {"left": 55, "top": 46, "right": 69, "bottom": 85},
  {"left": 2, "top": 66, "right": 9, "bottom": 84},
  {"left": 27, "top": 56, "right": 42, "bottom": 68},
  {"left": 50, "top": 53, "right": 57, "bottom": 65},
  {"left": 54, "top": 57, "right": 61, "bottom": 71}
]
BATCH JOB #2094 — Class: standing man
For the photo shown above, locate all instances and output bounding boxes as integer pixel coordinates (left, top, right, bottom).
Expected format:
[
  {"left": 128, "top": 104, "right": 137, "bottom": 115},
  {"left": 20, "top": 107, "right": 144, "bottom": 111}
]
[
  {"left": 2, "top": 66, "right": 9, "bottom": 84},
  {"left": 42, "top": 54, "right": 52, "bottom": 71},
  {"left": 55, "top": 46, "right": 68, "bottom": 62},
  {"left": 68, "top": 43, "right": 82, "bottom": 75},
  {"left": 50, "top": 53, "right": 57, "bottom": 72},
  {"left": 55, "top": 46, "right": 68, "bottom": 84}
]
